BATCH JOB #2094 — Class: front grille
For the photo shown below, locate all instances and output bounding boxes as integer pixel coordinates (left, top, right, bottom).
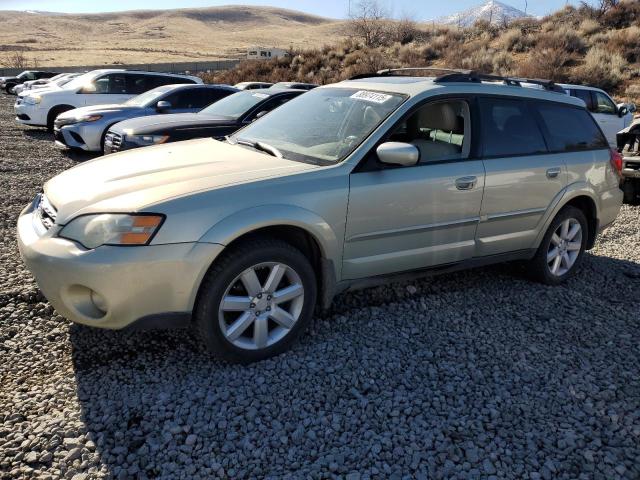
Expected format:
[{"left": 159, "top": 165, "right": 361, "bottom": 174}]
[
  {"left": 104, "top": 132, "right": 122, "bottom": 153},
  {"left": 35, "top": 194, "right": 57, "bottom": 230}
]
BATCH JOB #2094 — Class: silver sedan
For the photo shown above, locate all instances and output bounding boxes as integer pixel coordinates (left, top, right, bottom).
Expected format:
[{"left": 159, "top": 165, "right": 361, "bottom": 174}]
[{"left": 53, "top": 83, "right": 238, "bottom": 152}]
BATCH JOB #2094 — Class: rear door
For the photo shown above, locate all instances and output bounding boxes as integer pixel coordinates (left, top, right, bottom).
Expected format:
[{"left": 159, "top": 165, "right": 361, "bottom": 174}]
[{"left": 475, "top": 96, "right": 566, "bottom": 256}]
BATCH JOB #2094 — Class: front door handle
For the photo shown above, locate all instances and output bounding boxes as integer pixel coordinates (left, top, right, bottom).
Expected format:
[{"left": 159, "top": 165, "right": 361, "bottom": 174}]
[
  {"left": 546, "top": 167, "right": 561, "bottom": 179},
  {"left": 455, "top": 176, "right": 477, "bottom": 190}
]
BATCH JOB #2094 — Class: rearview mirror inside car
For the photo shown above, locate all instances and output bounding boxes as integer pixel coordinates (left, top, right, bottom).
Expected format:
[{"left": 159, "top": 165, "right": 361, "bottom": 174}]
[
  {"left": 377, "top": 142, "right": 419, "bottom": 167},
  {"left": 156, "top": 101, "right": 172, "bottom": 112}
]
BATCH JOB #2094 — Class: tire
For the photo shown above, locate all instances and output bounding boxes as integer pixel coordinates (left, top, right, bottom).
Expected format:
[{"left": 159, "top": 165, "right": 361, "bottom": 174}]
[
  {"left": 194, "top": 237, "right": 317, "bottom": 363},
  {"left": 622, "top": 179, "right": 640, "bottom": 205},
  {"left": 47, "top": 106, "right": 73, "bottom": 132},
  {"left": 5, "top": 84, "right": 16, "bottom": 95},
  {"left": 528, "top": 206, "right": 588, "bottom": 285}
]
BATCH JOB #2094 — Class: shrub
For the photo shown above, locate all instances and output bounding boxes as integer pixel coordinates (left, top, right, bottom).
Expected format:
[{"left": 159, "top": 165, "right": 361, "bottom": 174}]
[
  {"left": 578, "top": 18, "right": 601, "bottom": 36},
  {"left": 517, "top": 47, "right": 571, "bottom": 81},
  {"left": 575, "top": 46, "right": 628, "bottom": 90},
  {"left": 537, "top": 26, "right": 586, "bottom": 54},
  {"left": 499, "top": 28, "right": 536, "bottom": 52},
  {"left": 607, "top": 26, "right": 640, "bottom": 63}
]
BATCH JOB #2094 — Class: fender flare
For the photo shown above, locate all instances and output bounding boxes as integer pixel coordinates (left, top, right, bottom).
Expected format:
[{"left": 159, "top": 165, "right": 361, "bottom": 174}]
[
  {"left": 198, "top": 204, "right": 342, "bottom": 272},
  {"left": 532, "top": 182, "right": 599, "bottom": 249}
]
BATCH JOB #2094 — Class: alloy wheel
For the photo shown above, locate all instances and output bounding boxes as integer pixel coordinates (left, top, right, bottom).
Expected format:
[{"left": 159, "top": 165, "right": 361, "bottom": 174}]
[
  {"left": 546, "top": 218, "right": 582, "bottom": 277},
  {"left": 218, "top": 262, "right": 305, "bottom": 350}
]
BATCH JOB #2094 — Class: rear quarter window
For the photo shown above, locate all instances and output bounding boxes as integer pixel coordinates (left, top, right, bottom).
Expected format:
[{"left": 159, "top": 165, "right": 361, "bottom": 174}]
[{"left": 533, "top": 102, "right": 608, "bottom": 152}]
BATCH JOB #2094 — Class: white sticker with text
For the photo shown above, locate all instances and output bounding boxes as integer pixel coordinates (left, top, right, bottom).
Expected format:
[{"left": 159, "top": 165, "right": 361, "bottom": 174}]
[{"left": 350, "top": 90, "right": 393, "bottom": 104}]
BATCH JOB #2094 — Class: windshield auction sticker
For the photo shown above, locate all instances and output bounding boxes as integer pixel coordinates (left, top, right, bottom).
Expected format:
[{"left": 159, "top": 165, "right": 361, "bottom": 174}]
[{"left": 350, "top": 90, "right": 393, "bottom": 104}]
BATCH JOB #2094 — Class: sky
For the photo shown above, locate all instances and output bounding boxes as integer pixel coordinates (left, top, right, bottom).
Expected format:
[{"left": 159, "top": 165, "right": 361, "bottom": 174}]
[{"left": 0, "top": 0, "right": 584, "bottom": 20}]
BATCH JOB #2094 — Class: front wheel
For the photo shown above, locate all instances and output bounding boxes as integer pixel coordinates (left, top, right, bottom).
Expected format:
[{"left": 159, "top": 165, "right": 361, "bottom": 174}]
[
  {"left": 194, "top": 237, "right": 317, "bottom": 363},
  {"left": 528, "top": 206, "right": 588, "bottom": 285}
]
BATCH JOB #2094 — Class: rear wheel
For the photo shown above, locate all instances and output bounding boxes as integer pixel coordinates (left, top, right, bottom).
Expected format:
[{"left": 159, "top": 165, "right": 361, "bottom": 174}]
[
  {"left": 528, "top": 206, "right": 588, "bottom": 285},
  {"left": 194, "top": 237, "right": 317, "bottom": 363}
]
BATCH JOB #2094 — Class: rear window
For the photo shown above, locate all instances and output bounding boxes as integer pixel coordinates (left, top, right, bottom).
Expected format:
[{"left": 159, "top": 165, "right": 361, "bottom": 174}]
[
  {"left": 533, "top": 102, "right": 608, "bottom": 152},
  {"left": 479, "top": 97, "right": 547, "bottom": 157}
]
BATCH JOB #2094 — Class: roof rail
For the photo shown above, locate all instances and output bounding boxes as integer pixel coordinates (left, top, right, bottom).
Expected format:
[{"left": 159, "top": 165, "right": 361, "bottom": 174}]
[{"left": 349, "top": 67, "right": 565, "bottom": 93}]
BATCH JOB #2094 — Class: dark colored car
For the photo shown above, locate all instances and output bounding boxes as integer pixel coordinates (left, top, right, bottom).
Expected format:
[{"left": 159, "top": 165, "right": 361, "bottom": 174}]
[
  {"left": 1, "top": 70, "right": 59, "bottom": 94},
  {"left": 270, "top": 82, "right": 318, "bottom": 91},
  {"left": 104, "top": 88, "right": 304, "bottom": 154}
]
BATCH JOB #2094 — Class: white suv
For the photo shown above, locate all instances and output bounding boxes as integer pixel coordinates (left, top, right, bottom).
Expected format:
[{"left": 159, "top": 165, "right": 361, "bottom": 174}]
[
  {"left": 15, "top": 69, "right": 202, "bottom": 130},
  {"left": 559, "top": 83, "right": 636, "bottom": 147}
]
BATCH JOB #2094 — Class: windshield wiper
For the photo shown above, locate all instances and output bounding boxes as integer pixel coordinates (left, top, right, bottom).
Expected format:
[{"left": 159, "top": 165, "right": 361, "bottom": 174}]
[{"left": 236, "top": 138, "right": 283, "bottom": 158}]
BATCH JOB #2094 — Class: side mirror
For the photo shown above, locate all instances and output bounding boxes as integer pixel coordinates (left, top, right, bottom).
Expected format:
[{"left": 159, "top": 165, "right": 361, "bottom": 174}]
[
  {"left": 156, "top": 100, "right": 172, "bottom": 113},
  {"left": 628, "top": 103, "right": 637, "bottom": 114},
  {"left": 619, "top": 105, "right": 629, "bottom": 118},
  {"left": 376, "top": 142, "right": 419, "bottom": 167}
]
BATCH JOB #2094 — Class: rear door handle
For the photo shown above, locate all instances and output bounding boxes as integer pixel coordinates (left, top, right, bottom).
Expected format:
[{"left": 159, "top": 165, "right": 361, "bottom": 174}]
[
  {"left": 455, "top": 176, "right": 477, "bottom": 190},
  {"left": 546, "top": 167, "right": 561, "bottom": 179}
]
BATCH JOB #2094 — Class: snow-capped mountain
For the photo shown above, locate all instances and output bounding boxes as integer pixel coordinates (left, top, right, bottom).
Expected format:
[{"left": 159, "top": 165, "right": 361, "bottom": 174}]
[{"left": 437, "top": 1, "right": 530, "bottom": 27}]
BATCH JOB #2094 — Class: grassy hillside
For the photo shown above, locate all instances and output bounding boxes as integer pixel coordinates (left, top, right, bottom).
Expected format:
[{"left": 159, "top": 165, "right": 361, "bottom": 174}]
[
  {"left": 0, "top": 6, "right": 346, "bottom": 66},
  {"left": 208, "top": 2, "right": 640, "bottom": 101}
]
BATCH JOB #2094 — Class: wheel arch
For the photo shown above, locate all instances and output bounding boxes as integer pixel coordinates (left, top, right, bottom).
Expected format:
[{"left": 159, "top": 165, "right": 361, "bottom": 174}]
[
  {"left": 535, "top": 187, "right": 600, "bottom": 251},
  {"left": 47, "top": 104, "right": 76, "bottom": 129},
  {"left": 196, "top": 205, "right": 342, "bottom": 310}
]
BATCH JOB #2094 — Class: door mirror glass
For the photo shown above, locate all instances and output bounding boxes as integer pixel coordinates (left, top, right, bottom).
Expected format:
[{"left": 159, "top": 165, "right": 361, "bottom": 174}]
[
  {"left": 377, "top": 142, "right": 419, "bottom": 167},
  {"left": 156, "top": 100, "right": 172, "bottom": 112}
]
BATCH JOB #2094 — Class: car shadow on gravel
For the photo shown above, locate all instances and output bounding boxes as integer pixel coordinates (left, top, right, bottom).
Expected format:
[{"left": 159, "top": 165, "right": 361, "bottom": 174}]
[{"left": 65, "top": 252, "right": 640, "bottom": 478}]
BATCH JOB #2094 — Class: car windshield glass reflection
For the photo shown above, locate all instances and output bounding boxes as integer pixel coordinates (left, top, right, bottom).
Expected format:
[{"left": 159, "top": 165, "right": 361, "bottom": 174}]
[{"left": 232, "top": 87, "right": 406, "bottom": 165}]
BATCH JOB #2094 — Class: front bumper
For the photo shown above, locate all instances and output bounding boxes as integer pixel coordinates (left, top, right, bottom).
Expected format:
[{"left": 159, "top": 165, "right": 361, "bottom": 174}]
[
  {"left": 14, "top": 101, "right": 46, "bottom": 127},
  {"left": 17, "top": 204, "right": 224, "bottom": 329},
  {"left": 54, "top": 123, "right": 103, "bottom": 152}
]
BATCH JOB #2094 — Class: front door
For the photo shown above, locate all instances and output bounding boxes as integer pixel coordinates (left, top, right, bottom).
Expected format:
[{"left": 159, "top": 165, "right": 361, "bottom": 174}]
[
  {"left": 343, "top": 99, "right": 485, "bottom": 280},
  {"left": 591, "top": 91, "right": 625, "bottom": 147}
]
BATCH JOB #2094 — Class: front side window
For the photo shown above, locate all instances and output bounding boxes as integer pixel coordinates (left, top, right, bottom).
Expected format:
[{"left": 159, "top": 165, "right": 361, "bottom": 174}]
[
  {"left": 593, "top": 91, "right": 617, "bottom": 114},
  {"left": 387, "top": 100, "right": 470, "bottom": 163},
  {"left": 479, "top": 97, "right": 547, "bottom": 157},
  {"left": 125, "top": 85, "right": 174, "bottom": 107},
  {"left": 534, "top": 102, "right": 608, "bottom": 152},
  {"left": 84, "top": 74, "right": 126, "bottom": 94},
  {"left": 231, "top": 87, "right": 406, "bottom": 165}
]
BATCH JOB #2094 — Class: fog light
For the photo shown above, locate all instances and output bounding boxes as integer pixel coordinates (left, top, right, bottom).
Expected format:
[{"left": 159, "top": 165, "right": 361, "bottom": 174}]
[{"left": 90, "top": 290, "right": 107, "bottom": 313}]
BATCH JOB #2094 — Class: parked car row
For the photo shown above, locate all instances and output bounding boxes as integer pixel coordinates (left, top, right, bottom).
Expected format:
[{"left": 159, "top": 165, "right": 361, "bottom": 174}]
[
  {"left": 1, "top": 70, "right": 59, "bottom": 94},
  {"left": 14, "top": 67, "right": 627, "bottom": 363}
]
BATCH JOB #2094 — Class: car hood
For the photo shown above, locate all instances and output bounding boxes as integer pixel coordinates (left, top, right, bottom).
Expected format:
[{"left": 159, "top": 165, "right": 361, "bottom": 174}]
[
  {"left": 45, "top": 137, "right": 319, "bottom": 223},
  {"left": 112, "top": 112, "right": 235, "bottom": 134},
  {"left": 58, "top": 104, "right": 143, "bottom": 119}
]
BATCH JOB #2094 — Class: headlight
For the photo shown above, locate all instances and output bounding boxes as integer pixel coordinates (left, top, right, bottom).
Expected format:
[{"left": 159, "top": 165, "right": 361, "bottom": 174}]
[
  {"left": 126, "top": 134, "right": 169, "bottom": 146},
  {"left": 24, "top": 95, "right": 41, "bottom": 105},
  {"left": 59, "top": 213, "right": 164, "bottom": 249},
  {"left": 77, "top": 114, "right": 103, "bottom": 123}
]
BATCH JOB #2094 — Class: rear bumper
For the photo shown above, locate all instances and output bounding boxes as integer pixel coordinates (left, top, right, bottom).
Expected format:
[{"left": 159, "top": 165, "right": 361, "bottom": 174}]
[{"left": 597, "top": 185, "right": 624, "bottom": 232}]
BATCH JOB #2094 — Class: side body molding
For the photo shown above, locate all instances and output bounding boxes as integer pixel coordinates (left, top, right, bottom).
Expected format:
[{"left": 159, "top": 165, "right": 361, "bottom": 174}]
[{"left": 198, "top": 204, "right": 343, "bottom": 279}]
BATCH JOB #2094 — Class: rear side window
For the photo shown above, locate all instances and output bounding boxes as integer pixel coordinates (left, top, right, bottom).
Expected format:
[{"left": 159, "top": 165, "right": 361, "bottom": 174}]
[
  {"left": 570, "top": 89, "right": 594, "bottom": 111},
  {"left": 479, "top": 97, "right": 547, "bottom": 157},
  {"left": 533, "top": 102, "right": 608, "bottom": 152}
]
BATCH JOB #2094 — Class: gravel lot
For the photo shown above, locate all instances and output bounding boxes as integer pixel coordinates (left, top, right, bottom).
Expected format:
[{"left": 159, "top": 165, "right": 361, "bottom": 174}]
[{"left": 1, "top": 92, "right": 640, "bottom": 480}]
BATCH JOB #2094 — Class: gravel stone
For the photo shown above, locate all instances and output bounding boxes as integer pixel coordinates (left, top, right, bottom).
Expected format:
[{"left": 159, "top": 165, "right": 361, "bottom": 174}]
[{"left": 1, "top": 94, "right": 640, "bottom": 479}]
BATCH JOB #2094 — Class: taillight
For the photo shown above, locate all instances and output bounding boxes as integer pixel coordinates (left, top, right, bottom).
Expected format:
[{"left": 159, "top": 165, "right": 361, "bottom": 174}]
[{"left": 610, "top": 148, "right": 623, "bottom": 177}]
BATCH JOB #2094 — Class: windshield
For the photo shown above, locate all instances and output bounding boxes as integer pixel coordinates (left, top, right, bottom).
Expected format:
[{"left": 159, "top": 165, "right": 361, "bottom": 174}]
[
  {"left": 200, "top": 90, "right": 270, "bottom": 118},
  {"left": 125, "top": 86, "right": 173, "bottom": 107},
  {"left": 231, "top": 87, "right": 406, "bottom": 165}
]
